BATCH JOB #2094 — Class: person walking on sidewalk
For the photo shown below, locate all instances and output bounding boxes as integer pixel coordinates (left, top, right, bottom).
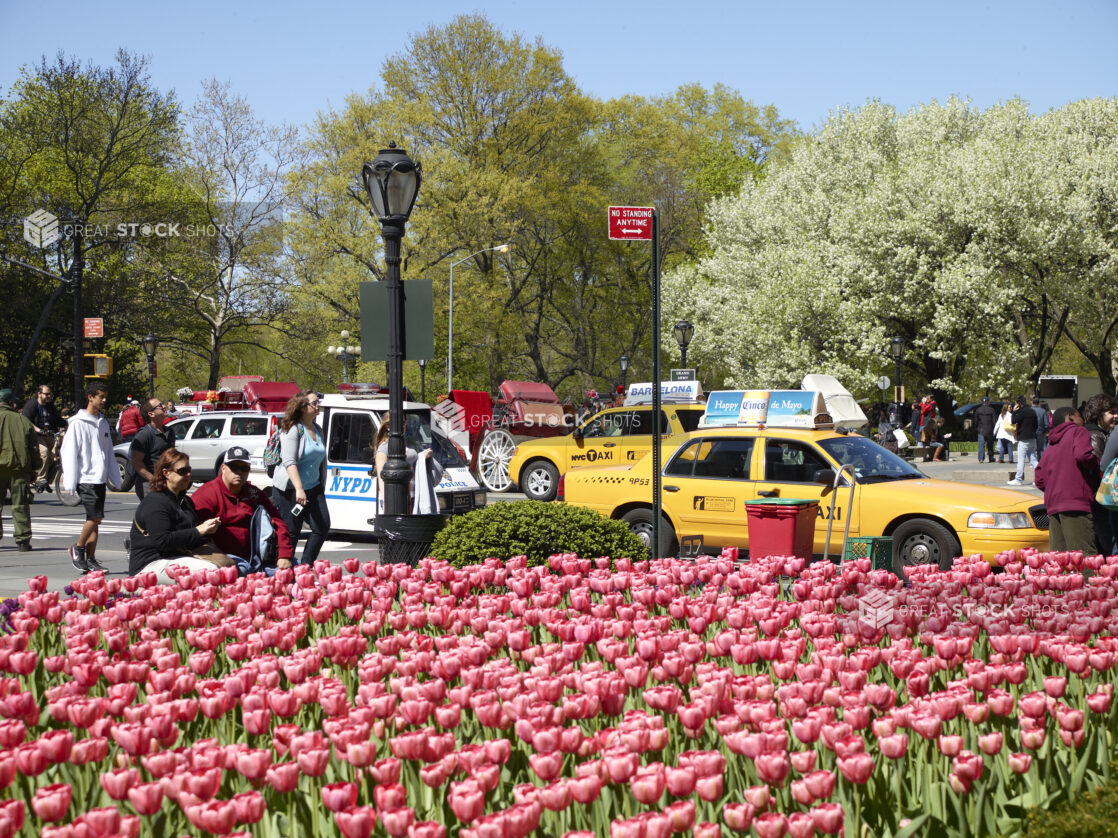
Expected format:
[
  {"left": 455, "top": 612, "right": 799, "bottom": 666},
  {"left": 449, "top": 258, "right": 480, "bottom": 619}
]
[
  {"left": 21, "top": 384, "right": 63, "bottom": 491},
  {"left": 271, "top": 391, "right": 330, "bottom": 566},
  {"left": 994, "top": 401, "right": 1016, "bottom": 464},
  {"left": 974, "top": 396, "right": 998, "bottom": 463},
  {"left": 1034, "top": 407, "right": 1101, "bottom": 555},
  {"left": 1032, "top": 397, "right": 1052, "bottom": 460},
  {"left": 1008, "top": 395, "right": 1039, "bottom": 486},
  {"left": 0, "top": 387, "right": 41, "bottom": 552},
  {"left": 60, "top": 382, "right": 122, "bottom": 573},
  {"left": 130, "top": 398, "right": 174, "bottom": 499}
]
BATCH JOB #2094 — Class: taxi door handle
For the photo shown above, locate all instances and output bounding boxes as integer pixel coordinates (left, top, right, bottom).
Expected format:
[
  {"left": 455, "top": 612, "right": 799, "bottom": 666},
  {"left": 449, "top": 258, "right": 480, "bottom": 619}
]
[
  {"left": 603, "top": 443, "right": 617, "bottom": 448},
  {"left": 664, "top": 485, "right": 680, "bottom": 492},
  {"left": 758, "top": 488, "right": 779, "bottom": 497}
]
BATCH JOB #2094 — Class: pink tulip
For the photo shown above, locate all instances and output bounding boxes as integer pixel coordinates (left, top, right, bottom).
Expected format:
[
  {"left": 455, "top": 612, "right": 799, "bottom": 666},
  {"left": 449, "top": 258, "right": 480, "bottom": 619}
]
[
  {"left": 810, "top": 803, "right": 845, "bottom": 835},
  {"left": 570, "top": 774, "right": 603, "bottom": 804},
  {"left": 755, "top": 752, "right": 791, "bottom": 786},
  {"left": 630, "top": 768, "right": 665, "bottom": 805},
  {"left": 1008, "top": 752, "right": 1032, "bottom": 774},
  {"left": 836, "top": 753, "right": 873, "bottom": 784},
  {"left": 448, "top": 782, "right": 485, "bottom": 823},
  {"left": 322, "top": 782, "right": 359, "bottom": 813},
  {"left": 695, "top": 774, "right": 724, "bottom": 802},
  {"left": 723, "top": 802, "right": 755, "bottom": 832},
  {"left": 31, "top": 783, "right": 72, "bottom": 822},
  {"left": 409, "top": 823, "right": 447, "bottom": 838},
  {"left": 381, "top": 807, "right": 416, "bottom": 837},
  {"left": 1043, "top": 676, "right": 1067, "bottom": 698},
  {"left": 127, "top": 781, "right": 164, "bottom": 816},
  {"left": 100, "top": 768, "right": 139, "bottom": 800},
  {"left": 335, "top": 805, "right": 377, "bottom": 838},
  {"left": 937, "top": 735, "right": 964, "bottom": 757},
  {"left": 978, "top": 732, "right": 1003, "bottom": 756},
  {"left": 754, "top": 812, "right": 789, "bottom": 838},
  {"left": 695, "top": 824, "right": 722, "bottom": 838}
]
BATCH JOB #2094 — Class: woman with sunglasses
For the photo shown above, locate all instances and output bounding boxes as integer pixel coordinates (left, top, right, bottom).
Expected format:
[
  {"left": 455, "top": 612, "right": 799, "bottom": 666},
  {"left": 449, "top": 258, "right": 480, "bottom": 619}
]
[
  {"left": 128, "top": 448, "right": 231, "bottom": 582},
  {"left": 272, "top": 390, "right": 330, "bottom": 565}
]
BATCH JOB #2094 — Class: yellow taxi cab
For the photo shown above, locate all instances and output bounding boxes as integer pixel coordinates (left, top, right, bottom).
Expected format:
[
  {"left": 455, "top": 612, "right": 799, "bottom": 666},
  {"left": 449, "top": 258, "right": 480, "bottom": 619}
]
[
  {"left": 560, "top": 383, "right": 1050, "bottom": 574},
  {"left": 507, "top": 381, "right": 706, "bottom": 502}
]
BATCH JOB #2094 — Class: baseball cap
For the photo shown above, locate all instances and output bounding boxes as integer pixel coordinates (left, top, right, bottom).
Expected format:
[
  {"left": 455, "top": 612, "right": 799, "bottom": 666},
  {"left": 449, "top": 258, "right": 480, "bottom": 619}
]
[
  {"left": 0, "top": 388, "right": 12, "bottom": 403},
  {"left": 224, "top": 445, "right": 252, "bottom": 465},
  {"left": 981, "top": 396, "right": 990, "bottom": 403}
]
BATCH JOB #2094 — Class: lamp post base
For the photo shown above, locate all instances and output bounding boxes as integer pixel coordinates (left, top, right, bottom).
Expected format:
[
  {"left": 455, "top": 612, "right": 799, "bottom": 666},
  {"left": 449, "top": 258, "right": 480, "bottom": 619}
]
[{"left": 371, "top": 514, "right": 447, "bottom": 566}]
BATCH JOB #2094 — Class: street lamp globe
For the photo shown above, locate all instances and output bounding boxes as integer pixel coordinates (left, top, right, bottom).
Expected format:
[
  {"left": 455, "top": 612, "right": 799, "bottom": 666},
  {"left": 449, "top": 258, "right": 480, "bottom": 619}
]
[
  {"left": 889, "top": 335, "right": 906, "bottom": 359},
  {"left": 673, "top": 321, "right": 694, "bottom": 352},
  {"left": 141, "top": 334, "right": 159, "bottom": 358},
  {"left": 362, "top": 143, "right": 421, "bottom": 222},
  {"left": 619, "top": 353, "right": 629, "bottom": 374}
]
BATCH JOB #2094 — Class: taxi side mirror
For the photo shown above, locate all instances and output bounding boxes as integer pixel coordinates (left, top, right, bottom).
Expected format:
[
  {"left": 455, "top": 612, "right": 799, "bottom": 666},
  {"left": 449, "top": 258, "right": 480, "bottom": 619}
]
[
  {"left": 813, "top": 468, "right": 837, "bottom": 486},
  {"left": 572, "top": 425, "right": 584, "bottom": 439}
]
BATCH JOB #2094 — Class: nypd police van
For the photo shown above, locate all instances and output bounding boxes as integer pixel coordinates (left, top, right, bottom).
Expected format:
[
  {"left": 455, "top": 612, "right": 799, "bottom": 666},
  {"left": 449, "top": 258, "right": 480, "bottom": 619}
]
[{"left": 250, "top": 390, "right": 486, "bottom": 535}]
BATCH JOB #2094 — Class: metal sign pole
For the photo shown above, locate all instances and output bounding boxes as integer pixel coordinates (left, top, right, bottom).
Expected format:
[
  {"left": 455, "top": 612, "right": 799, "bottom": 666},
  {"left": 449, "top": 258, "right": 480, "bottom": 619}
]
[{"left": 651, "top": 208, "right": 662, "bottom": 558}]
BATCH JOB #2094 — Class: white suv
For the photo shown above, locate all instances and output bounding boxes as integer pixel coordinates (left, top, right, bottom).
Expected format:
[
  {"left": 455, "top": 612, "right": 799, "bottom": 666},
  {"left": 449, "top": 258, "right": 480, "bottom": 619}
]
[{"left": 162, "top": 412, "right": 279, "bottom": 483}]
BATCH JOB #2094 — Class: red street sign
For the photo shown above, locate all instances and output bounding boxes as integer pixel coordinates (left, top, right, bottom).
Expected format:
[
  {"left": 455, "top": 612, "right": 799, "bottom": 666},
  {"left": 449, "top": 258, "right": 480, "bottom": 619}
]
[
  {"left": 83, "top": 318, "right": 103, "bottom": 338},
  {"left": 608, "top": 206, "right": 654, "bottom": 240}
]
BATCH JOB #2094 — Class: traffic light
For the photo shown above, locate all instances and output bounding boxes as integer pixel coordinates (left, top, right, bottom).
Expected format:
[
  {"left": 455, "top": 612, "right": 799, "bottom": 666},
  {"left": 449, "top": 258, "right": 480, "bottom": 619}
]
[{"left": 83, "top": 354, "right": 113, "bottom": 378}]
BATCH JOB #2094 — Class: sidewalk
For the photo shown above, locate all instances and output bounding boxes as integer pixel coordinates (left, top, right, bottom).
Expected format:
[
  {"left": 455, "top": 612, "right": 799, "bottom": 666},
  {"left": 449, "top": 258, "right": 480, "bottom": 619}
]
[{"left": 915, "top": 454, "right": 1042, "bottom": 496}]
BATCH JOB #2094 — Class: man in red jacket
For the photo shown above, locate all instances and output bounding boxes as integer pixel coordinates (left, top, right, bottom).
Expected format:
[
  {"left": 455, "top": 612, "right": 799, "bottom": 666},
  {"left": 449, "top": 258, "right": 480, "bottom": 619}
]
[
  {"left": 191, "top": 445, "right": 295, "bottom": 571},
  {"left": 1034, "top": 407, "right": 1101, "bottom": 556}
]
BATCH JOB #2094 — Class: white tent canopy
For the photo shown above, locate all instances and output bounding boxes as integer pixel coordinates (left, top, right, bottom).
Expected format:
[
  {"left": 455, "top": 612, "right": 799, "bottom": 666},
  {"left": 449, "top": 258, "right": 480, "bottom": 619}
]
[{"left": 801, "top": 374, "right": 868, "bottom": 430}]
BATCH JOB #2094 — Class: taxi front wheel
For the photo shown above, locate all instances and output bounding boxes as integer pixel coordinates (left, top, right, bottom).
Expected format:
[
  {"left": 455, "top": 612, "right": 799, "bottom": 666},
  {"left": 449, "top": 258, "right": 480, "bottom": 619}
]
[
  {"left": 892, "top": 519, "right": 959, "bottom": 576},
  {"left": 622, "top": 509, "right": 678, "bottom": 559},
  {"left": 522, "top": 460, "right": 560, "bottom": 502}
]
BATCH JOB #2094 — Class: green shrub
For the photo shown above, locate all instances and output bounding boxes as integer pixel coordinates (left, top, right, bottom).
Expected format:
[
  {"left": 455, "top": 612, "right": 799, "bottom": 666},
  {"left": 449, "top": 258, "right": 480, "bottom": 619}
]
[
  {"left": 1025, "top": 765, "right": 1118, "bottom": 837},
  {"left": 429, "top": 500, "right": 647, "bottom": 567}
]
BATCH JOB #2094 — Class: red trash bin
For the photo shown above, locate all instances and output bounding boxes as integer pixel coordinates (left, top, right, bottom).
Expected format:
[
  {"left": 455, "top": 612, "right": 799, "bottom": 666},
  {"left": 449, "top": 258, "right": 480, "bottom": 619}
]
[{"left": 745, "top": 499, "right": 819, "bottom": 560}]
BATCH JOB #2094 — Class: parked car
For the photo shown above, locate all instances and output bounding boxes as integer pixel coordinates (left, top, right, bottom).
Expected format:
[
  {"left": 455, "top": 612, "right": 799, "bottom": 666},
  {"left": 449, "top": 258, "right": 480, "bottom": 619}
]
[{"left": 115, "top": 412, "right": 279, "bottom": 487}]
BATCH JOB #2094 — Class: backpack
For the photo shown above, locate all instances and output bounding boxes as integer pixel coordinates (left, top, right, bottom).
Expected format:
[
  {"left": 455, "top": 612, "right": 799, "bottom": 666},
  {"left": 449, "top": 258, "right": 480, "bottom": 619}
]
[
  {"left": 1097, "top": 458, "right": 1118, "bottom": 511},
  {"left": 263, "top": 423, "right": 302, "bottom": 477}
]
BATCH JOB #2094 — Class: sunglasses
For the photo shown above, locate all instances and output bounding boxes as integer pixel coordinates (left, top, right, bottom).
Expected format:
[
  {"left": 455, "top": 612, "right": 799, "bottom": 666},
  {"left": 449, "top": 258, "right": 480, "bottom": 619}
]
[
  {"left": 226, "top": 462, "right": 250, "bottom": 474},
  {"left": 172, "top": 465, "right": 192, "bottom": 476},
  {"left": 307, "top": 401, "right": 320, "bottom": 409}
]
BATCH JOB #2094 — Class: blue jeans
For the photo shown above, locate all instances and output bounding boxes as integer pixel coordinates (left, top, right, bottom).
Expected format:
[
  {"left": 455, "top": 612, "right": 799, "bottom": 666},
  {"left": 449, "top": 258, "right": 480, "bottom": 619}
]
[
  {"left": 1015, "top": 439, "right": 1038, "bottom": 481},
  {"left": 976, "top": 433, "right": 995, "bottom": 463},
  {"left": 274, "top": 483, "right": 331, "bottom": 565},
  {"left": 997, "top": 439, "right": 1014, "bottom": 461}
]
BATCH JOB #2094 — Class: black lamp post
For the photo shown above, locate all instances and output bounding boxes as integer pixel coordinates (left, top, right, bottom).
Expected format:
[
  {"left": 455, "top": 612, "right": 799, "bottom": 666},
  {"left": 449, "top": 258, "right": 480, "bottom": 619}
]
[
  {"left": 141, "top": 334, "right": 159, "bottom": 399},
  {"left": 362, "top": 143, "right": 421, "bottom": 518},
  {"left": 889, "top": 335, "right": 906, "bottom": 413},
  {"left": 619, "top": 353, "right": 629, "bottom": 392},
  {"left": 418, "top": 359, "right": 428, "bottom": 403},
  {"left": 673, "top": 321, "right": 694, "bottom": 369}
]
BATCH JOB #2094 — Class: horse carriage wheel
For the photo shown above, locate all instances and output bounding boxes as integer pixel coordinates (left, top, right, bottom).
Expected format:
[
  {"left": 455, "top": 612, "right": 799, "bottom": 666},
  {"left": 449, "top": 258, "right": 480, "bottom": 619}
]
[{"left": 477, "top": 427, "right": 517, "bottom": 493}]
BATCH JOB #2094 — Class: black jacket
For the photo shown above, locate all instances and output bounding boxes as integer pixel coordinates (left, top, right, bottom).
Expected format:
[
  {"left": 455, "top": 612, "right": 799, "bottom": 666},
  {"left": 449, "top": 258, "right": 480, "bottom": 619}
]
[
  {"left": 129, "top": 489, "right": 204, "bottom": 575},
  {"left": 974, "top": 403, "right": 998, "bottom": 437},
  {"left": 1012, "top": 406, "right": 1039, "bottom": 442}
]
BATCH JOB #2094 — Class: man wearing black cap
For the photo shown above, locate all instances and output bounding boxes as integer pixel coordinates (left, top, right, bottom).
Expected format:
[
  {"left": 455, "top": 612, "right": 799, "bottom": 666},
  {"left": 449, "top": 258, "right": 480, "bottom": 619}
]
[
  {"left": 0, "top": 387, "right": 41, "bottom": 551},
  {"left": 130, "top": 398, "right": 174, "bottom": 499},
  {"left": 190, "top": 445, "right": 294, "bottom": 572},
  {"left": 974, "top": 396, "right": 998, "bottom": 464}
]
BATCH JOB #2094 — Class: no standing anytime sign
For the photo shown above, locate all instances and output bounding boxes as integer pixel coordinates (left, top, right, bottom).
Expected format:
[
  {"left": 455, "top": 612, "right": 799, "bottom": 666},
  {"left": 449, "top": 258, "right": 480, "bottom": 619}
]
[{"left": 608, "top": 206, "right": 654, "bottom": 241}]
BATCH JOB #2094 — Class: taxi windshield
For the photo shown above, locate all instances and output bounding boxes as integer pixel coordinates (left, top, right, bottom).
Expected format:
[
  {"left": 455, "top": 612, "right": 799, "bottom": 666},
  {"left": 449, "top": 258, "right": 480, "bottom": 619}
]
[{"left": 818, "top": 435, "right": 922, "bottom": 483}]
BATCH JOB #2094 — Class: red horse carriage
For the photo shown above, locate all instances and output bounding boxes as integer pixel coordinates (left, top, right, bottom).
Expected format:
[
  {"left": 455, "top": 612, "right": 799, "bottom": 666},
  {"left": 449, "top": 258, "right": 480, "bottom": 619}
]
[{"left": 442, "top": 381, "right": 574, "bottom": 493}]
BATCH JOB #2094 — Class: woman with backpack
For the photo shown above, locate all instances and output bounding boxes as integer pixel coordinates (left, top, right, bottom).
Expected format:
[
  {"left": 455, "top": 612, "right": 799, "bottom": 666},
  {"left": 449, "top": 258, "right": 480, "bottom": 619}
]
[{"left": 271, "top": 391, "right": 330, "bottom": 565}]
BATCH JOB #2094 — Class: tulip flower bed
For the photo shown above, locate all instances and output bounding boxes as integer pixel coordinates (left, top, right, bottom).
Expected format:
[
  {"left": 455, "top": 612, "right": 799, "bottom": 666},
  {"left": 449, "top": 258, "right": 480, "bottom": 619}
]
[{"left": 1, "top": 547, "right": 1117, "bottom": 838}]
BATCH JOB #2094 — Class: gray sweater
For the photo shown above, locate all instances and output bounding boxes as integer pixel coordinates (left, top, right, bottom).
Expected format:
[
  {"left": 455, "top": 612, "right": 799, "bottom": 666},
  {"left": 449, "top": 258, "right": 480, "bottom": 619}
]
[{"left": 272, "top": 422, "right": 327, "bottom": 492}]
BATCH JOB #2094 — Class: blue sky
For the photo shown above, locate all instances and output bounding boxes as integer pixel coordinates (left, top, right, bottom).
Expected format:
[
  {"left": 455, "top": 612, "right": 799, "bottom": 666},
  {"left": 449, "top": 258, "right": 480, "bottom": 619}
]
[{"left": 1, "top": 0, "right": 1115, "bottom": 133}]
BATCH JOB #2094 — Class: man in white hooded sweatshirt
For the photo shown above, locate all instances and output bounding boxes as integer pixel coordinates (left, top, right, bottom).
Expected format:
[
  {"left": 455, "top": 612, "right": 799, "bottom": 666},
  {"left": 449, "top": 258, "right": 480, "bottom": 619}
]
[{"left": 61, "top": 381, "right": 122, "bottom": 573}]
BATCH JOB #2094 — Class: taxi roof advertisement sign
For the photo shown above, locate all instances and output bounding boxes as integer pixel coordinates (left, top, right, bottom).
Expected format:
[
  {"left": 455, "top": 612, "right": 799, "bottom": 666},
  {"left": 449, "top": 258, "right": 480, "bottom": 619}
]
[
  {"left": 624, "top": 380, "right": 701, "bottom": 405},
  {"left": 767, "top": 390, "right": 825, "bottom": 428},
  {"left": 701, "top": 391, "right": 745, "bottom": 426},
  {"left": 700, "top": 389, "right": 827, "bottom": 428}
]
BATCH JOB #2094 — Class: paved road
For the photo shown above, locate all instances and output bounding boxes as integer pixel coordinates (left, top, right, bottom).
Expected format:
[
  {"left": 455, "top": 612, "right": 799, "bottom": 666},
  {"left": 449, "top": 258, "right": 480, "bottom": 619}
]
[{"left": 0, "top": 454, "right": 1037, "bottom": 598}]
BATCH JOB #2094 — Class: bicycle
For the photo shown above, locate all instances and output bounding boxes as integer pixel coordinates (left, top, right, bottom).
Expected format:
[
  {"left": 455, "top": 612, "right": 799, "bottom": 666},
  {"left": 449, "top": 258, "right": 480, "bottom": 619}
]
[{"left": 31, "top": 428, "right": 81, "bottom": 507}]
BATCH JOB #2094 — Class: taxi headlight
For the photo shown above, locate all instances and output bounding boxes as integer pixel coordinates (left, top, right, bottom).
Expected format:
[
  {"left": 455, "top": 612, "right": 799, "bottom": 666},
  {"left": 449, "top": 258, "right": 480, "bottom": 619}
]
[
  {"left": 968, "top": 512, "right": 1030, "bottom": 529},
  {"left": 474, "top": 491, "right": 487, "bottom": 507}
]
